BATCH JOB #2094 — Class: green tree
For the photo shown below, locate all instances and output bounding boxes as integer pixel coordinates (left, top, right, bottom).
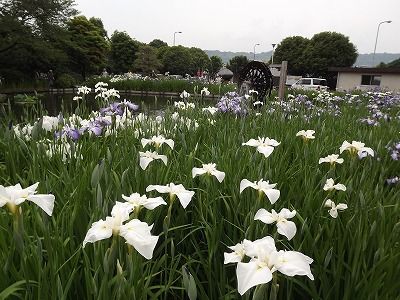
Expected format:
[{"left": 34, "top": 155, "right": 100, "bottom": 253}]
[
  {"left": 148, "top": 39, "right": 168, "bottom": 48},
  {"left": 66, "top": 16, "right": 109, "bottom": 80},
  {"left": 89, "top": 17, "right": 108, "bottom": 39},
  {"left": 227, "top": 55, "right": 249, "bottom": 77},
  {"left": 161, "top": 46, "right": 193, "bottom": 76},
  {"left": 386, "top": 57, "right": 400, "bottom": 68},
  {"left": 188, "top": 47, "right": 210, "bottom": 73},
  {"left": 273, "top": 36, "right": 310, "bottom": 75},
  {"left": 0, "top": 0, "right": 77, "bottom": 82},
  {"left": 134, "top": 45, "right": 162, "bottom": 75},
  {"left": 302, "top": 31, "right": 358, "bottom": 77},
  {"left": 209, "top": 55, "right": 223, "bottom": 77},
  {"left": 109, "top": 31, "right": 139, "bottom": 74}
]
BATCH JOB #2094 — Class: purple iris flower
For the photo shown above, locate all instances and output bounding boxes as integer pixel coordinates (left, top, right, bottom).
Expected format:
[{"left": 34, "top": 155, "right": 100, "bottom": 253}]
[
  {"left": 100, "top": 100, "right": 139, "bottom": 116},
  {"left": 55, "top": 125, "right": 81, "bottom": 141}
]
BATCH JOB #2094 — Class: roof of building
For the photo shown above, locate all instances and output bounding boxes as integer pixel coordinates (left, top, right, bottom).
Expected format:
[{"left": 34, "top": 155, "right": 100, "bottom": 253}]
[{"left": 329, "top": 67, "right": 400, "bottom": 74}]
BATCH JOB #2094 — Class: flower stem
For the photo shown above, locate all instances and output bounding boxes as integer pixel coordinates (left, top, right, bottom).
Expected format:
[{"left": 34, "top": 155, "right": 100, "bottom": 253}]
[{"left": 269, "top": 274, "right": 279, "bottom": 300}]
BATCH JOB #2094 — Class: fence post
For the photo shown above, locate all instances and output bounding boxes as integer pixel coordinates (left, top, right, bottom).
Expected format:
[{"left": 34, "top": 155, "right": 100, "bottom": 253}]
[{"left": 278, "top": 61, "right": 288, "bottom": 100}]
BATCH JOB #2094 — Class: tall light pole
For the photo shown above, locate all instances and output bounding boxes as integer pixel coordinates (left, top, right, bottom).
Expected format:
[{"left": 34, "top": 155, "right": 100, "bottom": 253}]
[
  {"left": 253, "top": 43, "right": 260, "bottom": 60},
  {"left": 372, "top": 20, "right": 392, "bottom": 67},
  {"left": 271, "top": 43, "right": 276, "bottom": 64},
  {"left": 173, "top": 31, "right": 182, "bottom": 46}
]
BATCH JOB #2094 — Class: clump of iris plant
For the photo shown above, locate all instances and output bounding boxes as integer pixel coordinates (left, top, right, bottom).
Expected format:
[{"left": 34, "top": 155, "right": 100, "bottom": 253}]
[
  {"left": 216, "top": 92, "right": 249, "bottom": 116},
  {"left": 386, "top": 141, "right": 400, "bottom": 161}
]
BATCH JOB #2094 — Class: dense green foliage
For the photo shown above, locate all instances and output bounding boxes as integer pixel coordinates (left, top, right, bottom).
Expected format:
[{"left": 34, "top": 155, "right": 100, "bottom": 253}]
[
  {"left": 209, "top": 55, "right": 223, "bottom": 77},
  {"left": 0, "top": 0, "right": 77, "bottom": 82},
  {"left": 227, "top": 55, "right": 249, "bottom": 79},
  {"left": 274, "top": 32, "right": 358, "bottom": 77},
  {"left": 0, "top": 90, "right": 399, "bottom": 299},
  {"left": 66, "top": 16, "right": 109, "bottom": 80},
  {"left": 109, "top": 31, "right": 140, "bottom": 74},
  {"left": 134, "top": 45, "right": 163, "bottom": 75},
  {"left": 303, "top": 32, "right": 358, "bottom": 77},
  {"left": 149, "top": 39, "right": 168, "bottom": 49},
  {"left": 273, "top": 36, "right": 310, "bottom": 75},
  {"left": 160, "top": 46, "right": 195, "bottom": 76}
]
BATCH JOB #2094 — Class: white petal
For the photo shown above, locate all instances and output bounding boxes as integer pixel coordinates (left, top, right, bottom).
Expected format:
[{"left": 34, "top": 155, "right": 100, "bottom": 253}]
[
  {"left": 224, "top": 252, "right": 243, "bottom": 264},
  {"left": 239, "top": 179, "right": 256, "bottom": 193},
  {"left": 243, "top": 236, "right": 276, "bottom": 257},
  {"left": 264, "top": 188, "right": 280, "bottom": 204},
  {"left": 236, "top": 262, "right": 273, "bottom": 295},
  {"left": 83, "top": 220, "right": 113, "bottom": 247},
  {"left": 339, "top": 141, "right": 351, "bottom": 153},
  {"left": 336, "top": 203, "right": 348, "bottom": 211},
  {"left": 324, "top": 199, "right": 334, "bottom": 208},
  {"left": 254, "top": 209, "right": 276, "bottom": 224},
  {"left": 334, "top": 183, "right": 346, "bottom": 191},
  {"left": 277, "top": 220, "right": 297, "bottom": 240},
  {"left": 257, "top": 145, "right": 274, "bottom": 158},
  {"left": 146, "top": 184, "right": 170, "bottom": 194},
  {"left": 26, "top": 182, "right": 39, "bottom": 193},
  {"left": 242, "top": 139, "right": 259, "bottom": 147},
  {"left": 192, "top": 167, "right": 207, "bottom": 178},
  {"left": 274, "top": 251, "right": 314, "bottom": 280},
  {"left": 279, "top": 208, "right": 296, "bottom": 220},
  {"left": 158, "top": 154, "right": 168, "bottom": 166},
  {"left": 141, "top": 138, "right": 150, "bottom": 148},
  {"left": 212, "top": 170, "right": 225, "bottom": 183},
  {"left": 0, "top": 186, "right": 9, "bottom": 207},
  {"left": 165, "top": 139, "right": 174, "bottom": 149},
  {"left": 111, "top": 201, "right": 132, "bottom": 222},
  {"left": 329, "top": 208, "right": 338, "bottom": 218},
  {"left": 120, "top": 219, "right": 158, "bottom": 259},
  {"left": 139, "top": 156, "right": 153, "bottom": 170},
  {"left": 27, "top": 194, "right": 55, "bottom": 216},
  {"left": 142, "top": 197, "right": 167, "bottom": 210},
  {"left": 176, "top": 190, "right": 195, "bottom": 209}
]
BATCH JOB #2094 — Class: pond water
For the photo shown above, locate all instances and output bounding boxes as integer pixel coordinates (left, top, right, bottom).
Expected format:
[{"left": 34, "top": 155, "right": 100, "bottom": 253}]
[{"left": 2, "top": 92, "right": 218, "bottom": 120}]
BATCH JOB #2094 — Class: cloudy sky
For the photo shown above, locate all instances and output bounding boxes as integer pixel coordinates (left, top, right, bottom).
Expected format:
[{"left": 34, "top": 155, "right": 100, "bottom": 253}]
[{"left": 75, "top": 0, "right": 399, "bottom": 54}]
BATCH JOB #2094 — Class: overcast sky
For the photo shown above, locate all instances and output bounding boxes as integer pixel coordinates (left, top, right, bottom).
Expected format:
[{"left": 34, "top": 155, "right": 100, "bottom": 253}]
[{"left": 75, "top": 0, "right": 399, "bottom": 54}]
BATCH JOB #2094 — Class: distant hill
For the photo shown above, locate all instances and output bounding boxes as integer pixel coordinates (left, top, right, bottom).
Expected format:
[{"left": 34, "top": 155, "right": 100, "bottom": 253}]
[
  {"left": 355, "top": 53, "right": 400, "bottom": 67},
  {"left": 205, "top": 50, "right": 272, "bottom": 63},
  {"left": 205, "top": 50, "right": 400, "bottom": 67}
]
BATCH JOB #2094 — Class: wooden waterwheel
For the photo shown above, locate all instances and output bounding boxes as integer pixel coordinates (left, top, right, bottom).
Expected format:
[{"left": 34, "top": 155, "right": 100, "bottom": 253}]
[{"left": 238, "top": 61, "right": 273, "bottom": 103}]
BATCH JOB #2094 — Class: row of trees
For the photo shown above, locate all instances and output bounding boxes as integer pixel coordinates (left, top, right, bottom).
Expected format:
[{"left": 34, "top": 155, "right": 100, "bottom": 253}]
[
  {"left": 272, "top": 32, "right": 358, "bottom": 77},
  {"left": 0, "top": 0, "right": 224, "bottom": 87},
  {"left": 0, "top": 0, "right": 362, "bottom": 86}
]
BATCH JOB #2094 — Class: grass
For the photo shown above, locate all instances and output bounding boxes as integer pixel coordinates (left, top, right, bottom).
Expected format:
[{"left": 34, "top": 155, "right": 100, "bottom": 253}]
[
  {"left": 0, "top": 90, "right": 399, "bottom": 299},
  {"left": 84, "top": 76, "right": 236, "bottom": 95}
]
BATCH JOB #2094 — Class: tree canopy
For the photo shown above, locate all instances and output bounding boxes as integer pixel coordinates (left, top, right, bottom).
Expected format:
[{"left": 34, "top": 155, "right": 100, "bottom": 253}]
[
  {"left": 149, "top": 39, "right": 168, "bottom": 49},
  {"left": 273, "top": 32, "right": 357, "bottom": 77},
  {"left": 227, "top": 55, "right": 249, "bottom": 78},
  {"left": 302, "top": 31, "right": 357, "bottom": 76},
  {"left": 66, "top": 16, "right": 109, "bottom": 80},
  {"left": 209, "top": 56, "right": 223, "bottom": 77},
  {"left": 109, "top": 31, "right": 140, "bottom": 74},
  {"left": 134, "top": 45, "right": 162, "bottom": 75},
  {"left": 272, "top": 36, "right": 310, "bottom": 75}
]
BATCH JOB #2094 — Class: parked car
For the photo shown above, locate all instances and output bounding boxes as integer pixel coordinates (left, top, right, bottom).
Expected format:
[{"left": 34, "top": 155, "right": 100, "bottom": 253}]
[{"left": 291, "top": 78, "right": 328, "bottom": 91}]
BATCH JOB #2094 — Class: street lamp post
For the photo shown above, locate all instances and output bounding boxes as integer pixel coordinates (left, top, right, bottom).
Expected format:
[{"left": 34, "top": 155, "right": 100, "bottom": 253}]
[
  {"left": 372, "top": 20, "right": 392, "bottom": 66},
  {"left": 253, "top": 43, "right": 260, "bottom": 60},
  {"left": 173, "top": 31, "right": 182, "bottom": 46},
  {"left": 271, "top": 43, "right": 276, "bottom": 64}
]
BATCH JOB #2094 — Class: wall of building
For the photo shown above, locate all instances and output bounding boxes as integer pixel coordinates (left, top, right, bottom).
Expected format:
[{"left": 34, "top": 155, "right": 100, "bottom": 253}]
[
  {"left": 381, "top": 74, "right": 400, "bottom": 91},
  {"left": 336, "top": 73, "right": 361, "bottom": 92},
  {"left": 336, "top": 73, "right": 400, "bottom": 92}
]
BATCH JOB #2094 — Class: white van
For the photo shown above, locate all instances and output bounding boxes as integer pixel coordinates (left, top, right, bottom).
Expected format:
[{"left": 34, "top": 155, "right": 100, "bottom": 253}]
[{"left": 291, "top": 78, "right": 328, "bottom": 91}]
